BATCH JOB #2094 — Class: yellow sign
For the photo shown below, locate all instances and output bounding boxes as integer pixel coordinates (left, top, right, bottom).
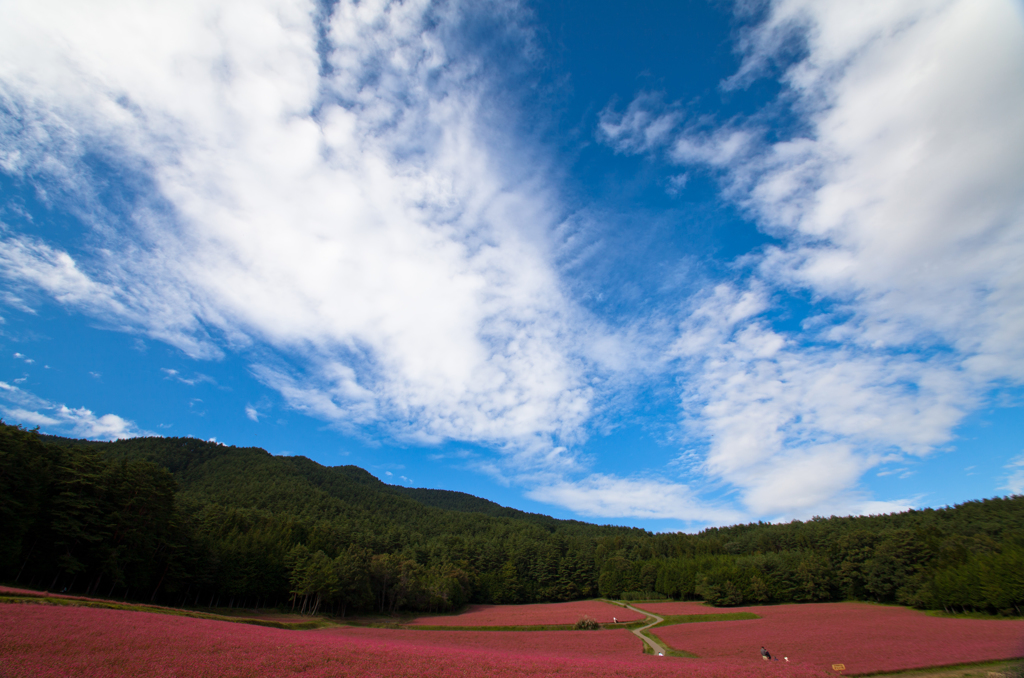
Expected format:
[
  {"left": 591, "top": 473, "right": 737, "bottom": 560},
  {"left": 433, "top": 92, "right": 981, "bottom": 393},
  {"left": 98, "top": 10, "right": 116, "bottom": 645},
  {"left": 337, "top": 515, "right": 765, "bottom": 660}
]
[{"left": 832, "top": 664, "right": 846, "bottom": 672}]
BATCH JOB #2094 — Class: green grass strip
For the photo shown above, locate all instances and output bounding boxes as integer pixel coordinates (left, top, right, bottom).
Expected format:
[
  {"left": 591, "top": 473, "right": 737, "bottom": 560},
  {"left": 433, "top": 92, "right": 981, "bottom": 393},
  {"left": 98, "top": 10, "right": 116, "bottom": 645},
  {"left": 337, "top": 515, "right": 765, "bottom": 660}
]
[
  {"left": 922, "top": 609, "right": 1023, "bottom": 621},
  {"left": 415, "top": 624, "right": 572, "bottom": 631},
  {"left": 645, "top": 630, "right": 699, "bottom": 657},
  {"left": 651, "top": 612, "right": 759, "bottom": 628},
  {"left": 0, "top": 595, "right": 337, "bottom": 630},
  {"left": 854, "top": 658, "right": 1024, "bottom": 677}
]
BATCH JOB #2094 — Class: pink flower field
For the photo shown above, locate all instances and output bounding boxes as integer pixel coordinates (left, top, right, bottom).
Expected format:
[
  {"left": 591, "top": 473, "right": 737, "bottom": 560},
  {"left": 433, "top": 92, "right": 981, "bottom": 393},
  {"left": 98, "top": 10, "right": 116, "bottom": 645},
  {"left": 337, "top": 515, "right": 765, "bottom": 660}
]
[
  {"left": 646, "top": 601, "right": 1024, "bottom": 675},
  {"left": 3, "top": 601, "right": 1021, "bottom": 677},
  {"left": 0, "top": 604, "right": 820, "bottom": 678},
  {"left": 634, "top": 600, "right": 720, "bottom": 616},
  {"left": 324, "top": 626, "right": 643, "bottom": 657},
  {"left": 405, "top": 600, "right": 644, "bottom": 626}
]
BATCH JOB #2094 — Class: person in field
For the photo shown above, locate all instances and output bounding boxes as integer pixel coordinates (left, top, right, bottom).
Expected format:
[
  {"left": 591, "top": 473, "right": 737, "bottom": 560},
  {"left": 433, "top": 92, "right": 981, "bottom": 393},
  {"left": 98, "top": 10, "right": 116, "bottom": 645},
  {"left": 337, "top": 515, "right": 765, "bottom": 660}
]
[{"left": 761, "top": 646, "right": 774, "bottom": 660}]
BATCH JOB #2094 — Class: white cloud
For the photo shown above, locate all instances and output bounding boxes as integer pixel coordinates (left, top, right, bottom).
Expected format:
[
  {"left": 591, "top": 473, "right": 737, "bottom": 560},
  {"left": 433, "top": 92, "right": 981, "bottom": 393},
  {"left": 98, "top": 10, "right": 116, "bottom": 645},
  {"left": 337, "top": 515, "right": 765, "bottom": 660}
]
[
  {"left": 526, "top": 473, "right": 743, "bottom": 525},
  {"left": 245, "top": 404, "right": 260, "bottom": 422},
  {"left": 603, "top": 0, "right": 1024, "bottom": 385},
  {"left": 1003, "top": 453, "right": 1024, "bottom": 495},
  {"left": 598, "top": 93, "right": 682, "bottom": 154},
  {"left": 693, "top": 0, "right": 1024, "bottom": 381},
  {"left": 0, "top": 236, "right": 218, "bottom": 358},
  {"left": 251, "top": 362, "right": 377, "bottom": 432},
  {"left": 849, "top": 498, "right": 921, "bottom": 518},
  {"left": 671, "top": 127, "right": 756, "bottom": 168},
  {"left": 465, "top": 458, "right": 513, "bottom": 488},
  {"left": 0, "top": 0, "right": 596, "bottom": 466},
  {"left": 162, "top": 368, "right": 215, "bottom": 386},
  {"left": 2, "top": 407, "right": 60, "bottom": 427},
  {"left": 0, "top": 381, "right": 146, "bottom": 440},
  {"left": 668, "top": 282, "right": 978, "bottom": 517},
  {"left": 741, "top": 1, "right": 1024, "bottom": 384},
  {"left": 598, "top": 0, "right": 1024, "bottom": 517}
]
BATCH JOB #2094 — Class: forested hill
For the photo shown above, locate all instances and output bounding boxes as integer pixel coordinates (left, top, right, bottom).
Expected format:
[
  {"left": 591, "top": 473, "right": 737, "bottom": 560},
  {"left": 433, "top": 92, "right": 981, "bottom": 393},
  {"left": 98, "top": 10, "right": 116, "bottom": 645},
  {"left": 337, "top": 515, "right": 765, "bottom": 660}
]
[
  {"left": 388, "top": 486, "right": 569, "bottom": 528},
  {"left": 37, "top": 431, "right": 614, "bottom": 536},
  {"left": 3, "top": 422, "right": 1023, "bottom": 618}
]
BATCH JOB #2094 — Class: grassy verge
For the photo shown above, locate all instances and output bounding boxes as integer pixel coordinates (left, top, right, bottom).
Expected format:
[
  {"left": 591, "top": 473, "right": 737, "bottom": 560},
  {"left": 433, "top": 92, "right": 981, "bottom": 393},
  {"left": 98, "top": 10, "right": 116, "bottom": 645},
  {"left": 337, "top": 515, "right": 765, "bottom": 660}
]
[
  {"left": 855, "top": 659, "right": 1023, "bottom": 677},
  {"left": 645, "top": 630, "right": 698, "bottom": 657},
  {"left": 0, "top": 594, "right": 338, "bottom": 630},
  {"left": 651, "top": 612, "right": 760, "bottom": 628},
  {"left": 923, "top": 609, "right": 1024, "bottom": 621}
]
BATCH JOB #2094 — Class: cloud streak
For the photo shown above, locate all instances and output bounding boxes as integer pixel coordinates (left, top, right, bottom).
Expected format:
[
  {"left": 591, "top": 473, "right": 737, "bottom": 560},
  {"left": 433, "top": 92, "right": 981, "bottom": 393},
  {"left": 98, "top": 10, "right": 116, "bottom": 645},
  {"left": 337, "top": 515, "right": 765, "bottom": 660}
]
[
  {"left": 0, "top": 381, "right": 146, "bottom": 440},
  {"left": 1003, "top": 453, "right": 1024, "bottom": 496},
  {"left": 0, "top": 0, "right": 595, "bottom": 463},
  {"left": 526, "top": 474, "right": 743, "bottom": 524}
]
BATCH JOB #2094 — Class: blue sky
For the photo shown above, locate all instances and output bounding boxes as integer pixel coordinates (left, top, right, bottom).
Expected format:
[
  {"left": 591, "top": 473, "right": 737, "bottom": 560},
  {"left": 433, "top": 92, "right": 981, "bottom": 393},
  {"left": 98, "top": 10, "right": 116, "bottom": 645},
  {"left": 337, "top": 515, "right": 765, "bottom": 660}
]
[{"left": 1, "top": 0, "right": 1022, "bottom": 531}]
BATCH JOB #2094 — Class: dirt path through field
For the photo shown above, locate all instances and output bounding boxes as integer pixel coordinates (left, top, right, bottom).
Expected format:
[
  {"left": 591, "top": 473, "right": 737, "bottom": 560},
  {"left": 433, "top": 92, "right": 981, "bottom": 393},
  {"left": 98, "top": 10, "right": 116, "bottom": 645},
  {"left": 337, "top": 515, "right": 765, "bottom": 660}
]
[{"left": 621, "top": 603, "right": 668, "bottom": 655}]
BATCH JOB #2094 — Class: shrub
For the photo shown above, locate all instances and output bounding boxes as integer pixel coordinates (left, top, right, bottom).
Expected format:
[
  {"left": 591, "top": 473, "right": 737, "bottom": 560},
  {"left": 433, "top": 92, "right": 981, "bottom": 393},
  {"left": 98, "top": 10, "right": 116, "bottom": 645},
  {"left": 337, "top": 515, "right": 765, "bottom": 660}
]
[{"left": 574, "top": 615, "right": 600, "bottom": 630}]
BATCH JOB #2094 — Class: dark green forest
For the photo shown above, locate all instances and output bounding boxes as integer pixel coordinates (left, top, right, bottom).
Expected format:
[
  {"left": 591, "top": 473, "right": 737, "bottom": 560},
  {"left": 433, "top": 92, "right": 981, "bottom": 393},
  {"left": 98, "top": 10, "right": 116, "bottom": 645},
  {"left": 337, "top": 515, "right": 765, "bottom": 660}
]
[{"left": 2, "top": 422, "right": 1022, "bottom": 617}]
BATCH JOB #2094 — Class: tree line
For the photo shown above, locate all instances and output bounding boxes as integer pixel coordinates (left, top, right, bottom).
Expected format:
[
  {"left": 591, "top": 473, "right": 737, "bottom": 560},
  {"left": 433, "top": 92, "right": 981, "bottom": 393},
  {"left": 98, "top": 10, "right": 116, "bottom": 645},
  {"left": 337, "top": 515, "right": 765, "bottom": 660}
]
[{"left": 1, "top": 423, "right": 1022, "bottom": 616}]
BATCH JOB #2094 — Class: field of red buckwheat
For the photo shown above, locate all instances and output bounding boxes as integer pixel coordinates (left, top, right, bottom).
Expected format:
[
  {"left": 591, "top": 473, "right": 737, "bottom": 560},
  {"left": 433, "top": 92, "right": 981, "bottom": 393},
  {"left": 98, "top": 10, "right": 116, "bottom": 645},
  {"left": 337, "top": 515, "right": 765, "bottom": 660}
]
[
  {"left": 322, "top": 625, "right": 643, "bottom": 656},
  {"left": 0, "top": 604, "right": 819, "bottom": 678},
  {"left": 3, "top": 601, "right": 1022, "bottom": 677},
  {"left": 638, "top": 601, "right": 1024, "bottom": 675},
  {"left": 406, "top": 600, "right": 643, "bottom": 626}
]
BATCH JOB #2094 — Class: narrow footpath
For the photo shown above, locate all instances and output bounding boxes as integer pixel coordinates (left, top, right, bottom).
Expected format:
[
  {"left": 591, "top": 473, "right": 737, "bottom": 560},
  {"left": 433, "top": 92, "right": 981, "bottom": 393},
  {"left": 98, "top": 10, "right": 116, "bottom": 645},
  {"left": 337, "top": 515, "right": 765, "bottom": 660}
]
[{"left": 621, "top": 603, "right": 669, "bottom": 656}]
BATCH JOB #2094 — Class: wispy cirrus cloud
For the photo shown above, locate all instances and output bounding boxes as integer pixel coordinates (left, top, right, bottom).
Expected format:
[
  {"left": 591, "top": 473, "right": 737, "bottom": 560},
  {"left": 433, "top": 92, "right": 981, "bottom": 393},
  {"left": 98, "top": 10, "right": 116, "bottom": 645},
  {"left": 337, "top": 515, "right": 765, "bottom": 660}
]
[
  {"left": 598, "top": 92, "right": 683, "bottom": 155},
  {"left": 0, "top": 0, "right": 597, "bottom": 467},
  {"left": 161, "top": 368, "right": 216, "bottom": 386}
]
